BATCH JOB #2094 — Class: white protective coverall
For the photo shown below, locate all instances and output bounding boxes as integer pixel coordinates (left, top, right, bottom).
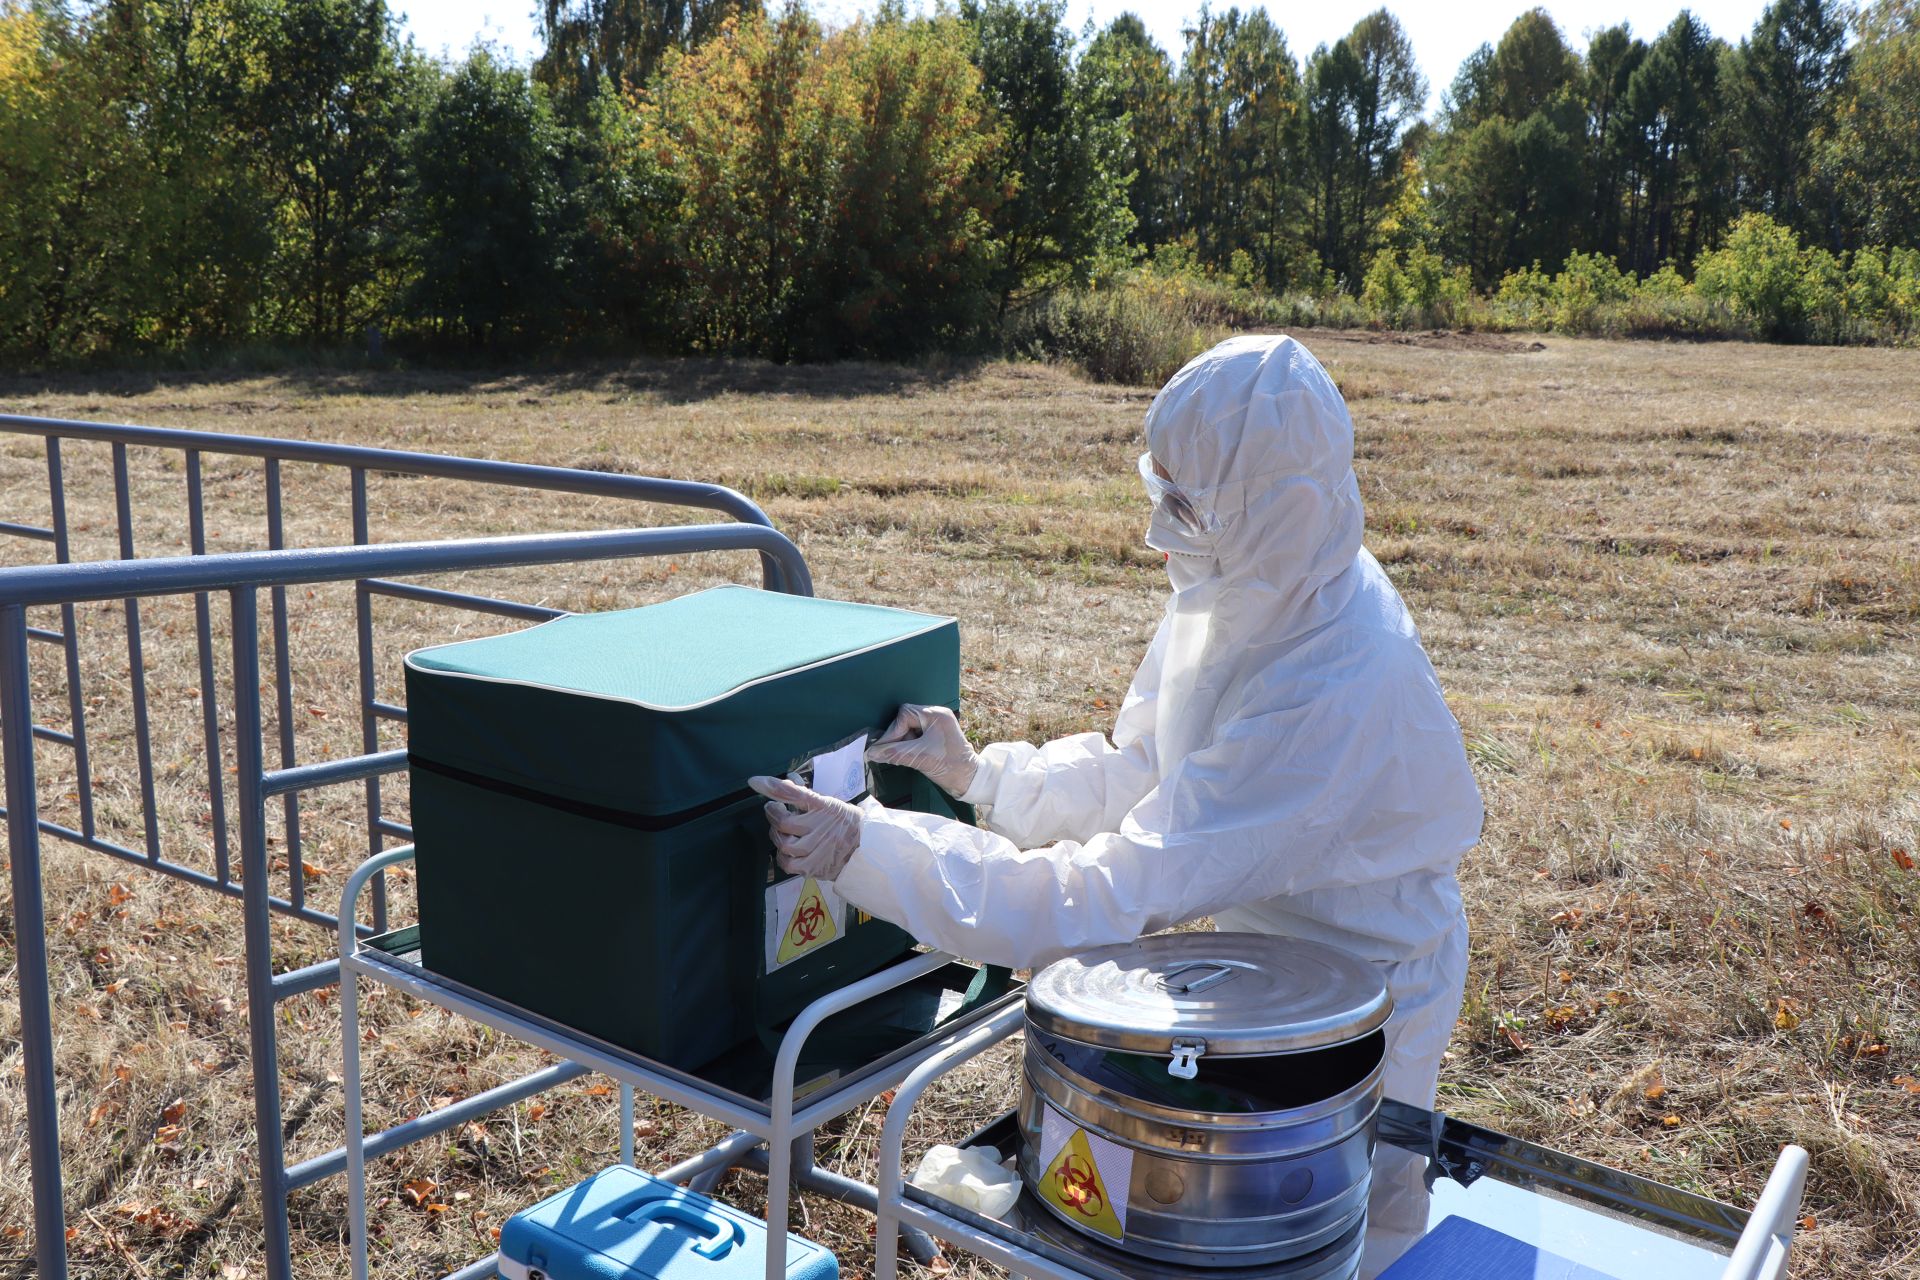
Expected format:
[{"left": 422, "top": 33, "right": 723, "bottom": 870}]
[{"left": 833, "top": 333, "right": 1483, "bottom": 1274}]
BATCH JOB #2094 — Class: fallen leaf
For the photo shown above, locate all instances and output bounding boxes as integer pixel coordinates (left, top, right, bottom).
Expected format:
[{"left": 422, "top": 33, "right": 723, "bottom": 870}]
[
  {"left": 584, "top": 1083, "right": 613, "bottom": 1098},
  {"left": 107, "top": 884, "right": 133, "bottom": 906},
  {"left": 1503, "top": 1026, "right": 1530, "bottom": 1053},
  {"left": 87, "top": 1100, "right": 119, "bottom": 1129},
  {"left": 1644, "top": 1084, "right": 1667, "bottom": 1101},
  {"left": 1774, "top": 998, "right": 1802, "bottom": 1032},
  {"left": 1797, "top": 1215, "right": 1816, "bottom": 1233},
  {"left": 526, "top": 1103, "right": 547, "bottom": 1122},
  {"left": 160, "top": 1098, "right": 188, "bottom": 1125},
  {"left": 1893, "top": 849, "right": 1914, "bottom": 871},
  {"left": 221, "top": 1264, "right": 250, "bottom": 1279},
  {"left": 1661, "top": 1114, "right": 1681, "bottom": 1129},
  {"left": 401, "top": 1178, "right": 438, "bottom": 1208}
]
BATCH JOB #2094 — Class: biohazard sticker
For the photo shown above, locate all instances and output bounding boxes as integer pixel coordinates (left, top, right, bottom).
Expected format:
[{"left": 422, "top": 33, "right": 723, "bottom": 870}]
[
  {"left": 1037, "top": 1101, "right": 1134, "bottom": 1241},
  {"left": 765, "top": 875, "right": 845, "bottom": 970}
]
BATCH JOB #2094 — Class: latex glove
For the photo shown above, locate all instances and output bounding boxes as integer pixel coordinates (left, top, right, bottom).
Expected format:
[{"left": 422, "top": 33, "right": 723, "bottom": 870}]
[
  {"left": 749, "top": 775, "right": 863, "bottom": 880},
  {"left": 910, "top": 1144, "right": 1022, "bottom": 1219},
  {"left": 866, "top": 704, "right": 979, "bottom": 797}
]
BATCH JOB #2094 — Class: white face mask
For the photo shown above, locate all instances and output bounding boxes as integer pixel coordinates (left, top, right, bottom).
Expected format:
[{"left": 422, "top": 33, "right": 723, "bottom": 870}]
[
  {"left": 1146, "top": 502, "right": 1215, "bottom": 564},
  {"left": 1140, "top": 451, "right": 1220, "bottom": 572}
]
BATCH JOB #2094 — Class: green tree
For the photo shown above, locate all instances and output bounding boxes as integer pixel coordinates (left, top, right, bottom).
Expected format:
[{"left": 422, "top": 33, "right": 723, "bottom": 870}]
[
  {"left": 1583, "top": 23, "right": 1646, "bottom": 259},
  {"left": 1486, "top": 6, "right": 1579, "bottom": 120},
  {"left": 1725, "top": 0, "right": 1851, "bottom": 244},
  {"left": 1427, "top": 8, "right": 1585, "bottom": 284},
  {"left": 559, "top": 79, "right": 684, "bottom": 340},
  {"left": 404, "top": 49, "right": 569, "bottom": 345},
  {"left": 960, "top": 0, "right": 1132, "bottom": 304},
  {"left": 1082, "top": 13, "right": 1179, "bottom": 249},
  {"left": 1615, "top": 11, "right": 1732, "bottom": 275},
  {"left": 1825, "top": 1, "right": 1920, "bottom": 249},
  {"left": 1303, "top": 8, "right": 1424, "bottom": 287},
  {"left": 1167, "top": 7, "right": 1307, "bottom": 286},
  {"left": 242, "top": 0, "right": 430, "bottom": 341},
  {"left": 0, "top": 0, "right": 270, "bottom": 358},
  {"left": 534, "top": 0, "right": 758, "bottom": 106}
]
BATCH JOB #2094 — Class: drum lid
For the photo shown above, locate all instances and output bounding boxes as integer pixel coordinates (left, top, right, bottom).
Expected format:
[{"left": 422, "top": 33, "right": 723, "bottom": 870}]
[{"left": 1026, "top": 933, "right": 1391, "bottom": 1058}]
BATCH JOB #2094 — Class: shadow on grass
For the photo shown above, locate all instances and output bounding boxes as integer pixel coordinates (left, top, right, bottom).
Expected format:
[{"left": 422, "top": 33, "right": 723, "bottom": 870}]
[{"left": 0, "top": 353, "right": 989, "bottom": 410}]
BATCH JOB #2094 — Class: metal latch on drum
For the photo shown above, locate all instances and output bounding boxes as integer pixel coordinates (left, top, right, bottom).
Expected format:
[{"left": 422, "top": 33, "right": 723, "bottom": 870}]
[{"left": 1168, "top": 1038, "right": 1207, "bottom": 1079}]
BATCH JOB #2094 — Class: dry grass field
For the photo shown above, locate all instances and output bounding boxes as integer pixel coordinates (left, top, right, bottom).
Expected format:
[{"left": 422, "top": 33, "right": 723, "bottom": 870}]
[{"left": 0, "top": 331, "right": 1916, "bottom": 1280}]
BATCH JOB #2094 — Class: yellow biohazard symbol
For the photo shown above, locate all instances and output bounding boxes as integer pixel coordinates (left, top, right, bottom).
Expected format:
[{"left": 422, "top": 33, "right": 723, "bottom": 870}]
[
  {"left": 775, "top": 877, "right": 838, "bottom": 964},
  {"left": 1041, "top": 1128, "right": 1124, "bottom": 1241}
]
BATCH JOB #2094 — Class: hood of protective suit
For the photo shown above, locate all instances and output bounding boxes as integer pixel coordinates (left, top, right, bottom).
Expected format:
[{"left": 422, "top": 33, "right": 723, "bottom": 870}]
[
  {"left": 837, "top": 328, "right": 1481, "bottom": 969},
  {"left": 1141, "top": 334, "right": 1367, "bottom": 767}
]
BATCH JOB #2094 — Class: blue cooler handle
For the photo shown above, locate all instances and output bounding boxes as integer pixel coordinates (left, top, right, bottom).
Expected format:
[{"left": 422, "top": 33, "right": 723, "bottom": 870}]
[{"left": 622, "top": 1198, "right": 745, "bottom": 1261}]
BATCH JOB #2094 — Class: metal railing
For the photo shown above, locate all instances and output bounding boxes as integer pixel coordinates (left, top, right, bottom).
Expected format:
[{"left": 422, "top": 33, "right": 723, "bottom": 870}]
[{"left": 0, "top": 415, "right": 810, "bottom": 1280}]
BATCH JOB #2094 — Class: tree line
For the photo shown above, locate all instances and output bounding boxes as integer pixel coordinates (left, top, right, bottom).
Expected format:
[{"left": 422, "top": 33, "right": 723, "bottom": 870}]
[{"left": 1, "top": 0, "right": 1916, "bottom": 365}]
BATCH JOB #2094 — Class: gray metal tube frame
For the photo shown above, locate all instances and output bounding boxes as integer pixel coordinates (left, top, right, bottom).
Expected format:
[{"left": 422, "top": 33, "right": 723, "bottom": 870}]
[
  {"left": 872, "top": 1026, "right": 1814, "bottom": 1280},
  {"left": 337, "top": 845, "right": 974, "bottom": 1280},
  {"left": 874, "top": 1006, "right": 1028, "bottom": 1280},
  {"left": 0, "top": 520, "right": 811, "bottom": 1280}
]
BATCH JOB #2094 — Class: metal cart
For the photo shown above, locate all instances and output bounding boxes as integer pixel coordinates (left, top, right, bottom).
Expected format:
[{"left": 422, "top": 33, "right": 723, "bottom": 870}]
[
  {"left": 337, "top": 848, "right": 1025, "bottom": 1280},
  {"left": 874, "top": 1013, "right": 1813, "bottom": 1280}
]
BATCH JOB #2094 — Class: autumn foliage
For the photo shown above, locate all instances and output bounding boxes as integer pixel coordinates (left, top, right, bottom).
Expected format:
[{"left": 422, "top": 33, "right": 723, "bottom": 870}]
[{"left": 637, "top": 11, "right": 1002, "bottom": 358}]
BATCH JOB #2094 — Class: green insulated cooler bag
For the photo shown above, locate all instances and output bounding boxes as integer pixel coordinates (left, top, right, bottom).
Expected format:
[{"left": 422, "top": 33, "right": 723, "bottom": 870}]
[{"left": 403, "top": 584, "right": 970, "bottom": 1071}]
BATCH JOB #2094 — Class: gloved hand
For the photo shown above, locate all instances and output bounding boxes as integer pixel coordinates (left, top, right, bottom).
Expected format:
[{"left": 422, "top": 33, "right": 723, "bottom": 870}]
[
  {"left": 749, "top": 775, "right": 863, "bottom": 880},
  {"left": 866, "top": 704, "right": 980, "bottom": 797}
]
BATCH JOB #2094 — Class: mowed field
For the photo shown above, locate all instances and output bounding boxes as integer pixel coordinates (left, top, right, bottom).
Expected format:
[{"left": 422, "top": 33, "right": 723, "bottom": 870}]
[{"left": 0, "top": 332, "right": 1916, "bottom": 1279}]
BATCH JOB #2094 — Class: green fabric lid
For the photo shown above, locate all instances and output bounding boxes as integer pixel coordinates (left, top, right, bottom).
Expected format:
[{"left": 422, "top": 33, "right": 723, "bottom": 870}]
[{"left": 406, "top": 585, "right": 951, "bottom": 710}]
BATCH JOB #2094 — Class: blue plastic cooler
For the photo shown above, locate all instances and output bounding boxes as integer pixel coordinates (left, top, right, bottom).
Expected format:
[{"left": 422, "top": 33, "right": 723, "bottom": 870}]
[{"left": 496, "top": 1166, "right": 839, "bottom": 1280}]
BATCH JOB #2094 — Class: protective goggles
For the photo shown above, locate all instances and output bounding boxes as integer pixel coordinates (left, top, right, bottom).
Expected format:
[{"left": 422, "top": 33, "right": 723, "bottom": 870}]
[{"left": 1138, "top": 452, "right": 1218, "bottom": 535}]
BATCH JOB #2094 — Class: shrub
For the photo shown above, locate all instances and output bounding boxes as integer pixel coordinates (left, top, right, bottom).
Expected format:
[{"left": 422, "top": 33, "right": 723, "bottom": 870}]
[
  {"left": 1552, "top": 252, "right": 1635, "bottom": 333},
  {"left": 1360, "top": 249, "right": 1410, "bottom": 323},
  {"left": 1359, "top": 246, "right": 1472, "bottom": 328},
  {"left": 1693, "top": 213, "right": 1818, "bottom": 340},
  {"left": 1492, "top": 263, "right": 1555, "bottom": 329},
  {"left": 1844, "top": 246, "right": 1920, "bottom": 337},
  {"left": 1005, "top": 276, "right": 1214, "bottom": 385}
]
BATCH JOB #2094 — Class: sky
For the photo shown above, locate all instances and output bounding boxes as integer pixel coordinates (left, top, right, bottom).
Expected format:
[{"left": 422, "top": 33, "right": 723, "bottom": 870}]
[{"left": 395, "top": 0, "right": 1775, "bottom": 111}]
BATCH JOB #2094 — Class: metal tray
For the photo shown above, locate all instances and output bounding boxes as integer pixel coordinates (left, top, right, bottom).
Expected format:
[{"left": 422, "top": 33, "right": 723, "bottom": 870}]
[{"left": 358, "top": 924, "right": 1023, "bottom": 1115}]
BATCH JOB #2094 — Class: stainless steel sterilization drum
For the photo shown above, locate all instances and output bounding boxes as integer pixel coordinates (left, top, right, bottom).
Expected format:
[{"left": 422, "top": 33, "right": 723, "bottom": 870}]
[{"left": 1018, "top": 933, "right": 1392, "bottom": 1269}]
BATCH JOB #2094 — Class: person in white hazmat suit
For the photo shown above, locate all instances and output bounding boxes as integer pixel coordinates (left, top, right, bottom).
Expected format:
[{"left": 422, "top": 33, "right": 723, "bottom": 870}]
[{"left": 749, "top": 333, "right": 1483, "bottom": 1275}]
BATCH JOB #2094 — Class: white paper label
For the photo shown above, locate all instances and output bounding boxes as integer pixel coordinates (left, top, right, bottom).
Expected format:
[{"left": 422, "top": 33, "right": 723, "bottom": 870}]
[{"left": 810, "top": 735, "right": 868, "bottom": 801}]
